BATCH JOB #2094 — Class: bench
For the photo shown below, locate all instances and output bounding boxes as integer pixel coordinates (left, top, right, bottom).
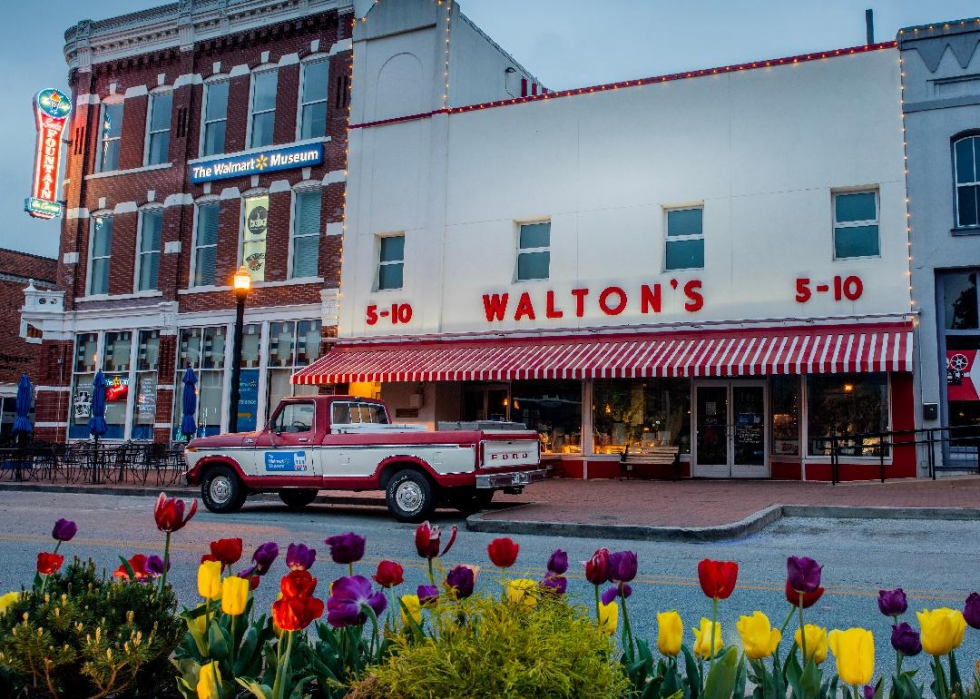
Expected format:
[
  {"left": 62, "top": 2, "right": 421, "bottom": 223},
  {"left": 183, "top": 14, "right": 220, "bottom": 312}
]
[{"left": 619, "top": 444, "right": 681, "bottom": 481}]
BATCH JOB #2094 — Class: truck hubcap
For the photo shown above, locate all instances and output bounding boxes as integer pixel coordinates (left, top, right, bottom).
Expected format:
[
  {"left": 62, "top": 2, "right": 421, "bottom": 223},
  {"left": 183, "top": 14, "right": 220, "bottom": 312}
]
[
  {"left": 395, "top": 481, "right": 423, "bottom": 512},
  {"left": 210, "top": 476, "right": 232, "bottom": 504}
]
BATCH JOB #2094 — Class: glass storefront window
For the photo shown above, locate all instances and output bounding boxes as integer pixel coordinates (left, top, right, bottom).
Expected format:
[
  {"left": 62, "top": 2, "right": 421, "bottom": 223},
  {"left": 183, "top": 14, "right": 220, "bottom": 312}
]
[
  {"left": 592, "top": 379, "right": 690, "bottom": 455},
  {"left": 943, "top": 272, "right": 978, "bottom": 330},
  {"left": 203, "top": 326, "right": 226, "bottom": 369},
  {"left": 132, "top": 330, "right": 161, "bottom": 440},
  {"left": 75, "top": 333, "right": 98, "bottom": 373},
  {"left": 240, "top": 323, "right": 262, "bottom": 369},
  {"left": 175, "top": 325, "right": 229, "bottom": 438},
  {"left": 511, "top": 380, "right": 582, "bottom": 454},
  {"left": 103, "top": 373, "right": 128, "bottom": 438},
  {"left": 266, "top": 320, "right": 322, "bottom": 417},
  {"left": 69, "top": 372, "right": 94, "bottom": 439},
  {"left": 807, "top": 373, "right": 888, "bottom": 456},
  {"left": 771, "top": 375, "right": 800, "bottom": 457},
  {"left": 104, "top": 331, "right": 132, "bottom": 372}
]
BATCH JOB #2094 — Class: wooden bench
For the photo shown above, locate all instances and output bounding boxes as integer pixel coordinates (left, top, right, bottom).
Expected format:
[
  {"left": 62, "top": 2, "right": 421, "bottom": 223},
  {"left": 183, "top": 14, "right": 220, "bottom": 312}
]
[{"left": 619, "top": 444, "right": 681, "bottom": 481}]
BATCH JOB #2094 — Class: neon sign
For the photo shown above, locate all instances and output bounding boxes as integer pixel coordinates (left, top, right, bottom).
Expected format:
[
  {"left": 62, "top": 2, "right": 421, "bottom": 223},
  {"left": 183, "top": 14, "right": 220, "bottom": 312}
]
[{"left": 25, "top": 88, "right": 72, "bottom": 219}]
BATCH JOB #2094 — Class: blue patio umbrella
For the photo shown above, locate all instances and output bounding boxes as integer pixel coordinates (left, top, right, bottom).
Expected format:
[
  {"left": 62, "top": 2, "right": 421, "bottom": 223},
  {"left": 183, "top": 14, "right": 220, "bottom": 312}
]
[
  {"left": 11, "top": 374, "right": 32, "bottom": 436},
  {"left": 87, "top": 371, "right": 108, "bottom": 438},
  {"left": 180, "top": 367, "right": 198, "bottom": 439}
]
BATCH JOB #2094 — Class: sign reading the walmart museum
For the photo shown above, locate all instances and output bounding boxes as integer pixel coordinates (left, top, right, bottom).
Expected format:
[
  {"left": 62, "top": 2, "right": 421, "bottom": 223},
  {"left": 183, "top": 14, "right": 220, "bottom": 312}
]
[{"left": 190, "top": 143, "right": 324, "bottom": 183}]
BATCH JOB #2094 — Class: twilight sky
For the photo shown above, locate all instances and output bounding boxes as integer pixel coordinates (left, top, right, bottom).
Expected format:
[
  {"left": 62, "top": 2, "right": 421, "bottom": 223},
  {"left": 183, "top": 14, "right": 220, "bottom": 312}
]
[{"left": 0, "top": 0, "right": 976, "bottom": 259}]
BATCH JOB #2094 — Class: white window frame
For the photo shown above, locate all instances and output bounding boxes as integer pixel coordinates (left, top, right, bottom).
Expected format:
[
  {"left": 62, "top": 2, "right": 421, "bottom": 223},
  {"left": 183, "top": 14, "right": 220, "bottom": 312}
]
[
  {"left": 832, "top": 189, "right": 880, "bottom": 260},
  {"left": 143, "top": 89, "right": 173, "bottom": 166},
  {"left": 954, "top": 135, "right": 980, "bottom": 229},
  {"left": 296, "top": 58, "right": 330, "bottom": 141},
  {"left": 515, "top": 220, "right": 551, "bottom": 282},
  {"left": 199, "top": 78, "right": 230, "bottom": 157},
  {"left": 247, "top": 68, "right": 279, "bottom": 149},
  {"left": 663, "top": 206, "right": 704, "bottom": 272},
  {"left": 97, "top": 99, "right": 124, "bottom": 173},
  {"left": 376, "top": 233, "right": 405, "bottom": 291},
  {"left": 87, "top": 214, "right": 113, "bottom": 296},
  {"left": 190, "top": 198, "right": 221, "bottom": 289},
  {"left": 289, "top": 186, "right": 322, "bottom": 280},
  {"left": 134, "top": 206, "right": 164, "bottom": 292}
]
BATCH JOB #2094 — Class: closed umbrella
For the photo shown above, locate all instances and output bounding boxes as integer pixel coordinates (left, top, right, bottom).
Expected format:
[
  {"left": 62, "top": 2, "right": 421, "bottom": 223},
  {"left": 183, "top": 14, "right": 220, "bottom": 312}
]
[
  {"left": 12, "top": 373, "right": 32, "bottom": 437},
  {"left": 88, "top": 371, "right": 107, "bottom": 483},
  {"left": 180, "top": 367, "right": 198, "bottom": 440}
]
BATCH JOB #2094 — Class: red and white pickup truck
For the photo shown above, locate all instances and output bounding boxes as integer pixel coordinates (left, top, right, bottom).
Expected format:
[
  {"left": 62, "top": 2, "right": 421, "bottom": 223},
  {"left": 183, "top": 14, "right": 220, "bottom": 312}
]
[{"left": 183, "top": 395, "right": 546, "bottom": 521}]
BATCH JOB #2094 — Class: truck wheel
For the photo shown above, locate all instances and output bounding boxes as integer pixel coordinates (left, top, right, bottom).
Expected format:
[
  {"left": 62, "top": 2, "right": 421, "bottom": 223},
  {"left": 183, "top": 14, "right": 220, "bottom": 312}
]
[
  {"left": 448, "top": 488, "right": 494, "bottom": 514},
  {"left": 385, "top": 470, "right": 436, "bottom": 523},
  {"left": 279, "top": 489, "right": 319, "bottom": 510},
  {"left": 201, "top": 465, "right": 247, "bottom": 514}
]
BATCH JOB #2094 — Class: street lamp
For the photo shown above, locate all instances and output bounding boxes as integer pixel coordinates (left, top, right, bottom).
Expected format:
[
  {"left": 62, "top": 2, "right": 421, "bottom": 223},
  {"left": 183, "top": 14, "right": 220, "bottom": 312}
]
[{"left": 228, "top": 266, "right": 252, "bottom": 433}]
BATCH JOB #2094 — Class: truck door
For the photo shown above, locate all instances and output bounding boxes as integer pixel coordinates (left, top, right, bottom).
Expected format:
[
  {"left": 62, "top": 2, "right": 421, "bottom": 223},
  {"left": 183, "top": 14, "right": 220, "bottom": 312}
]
[{"left": 254, "top": 401, "right": 320, "bottom": 478}]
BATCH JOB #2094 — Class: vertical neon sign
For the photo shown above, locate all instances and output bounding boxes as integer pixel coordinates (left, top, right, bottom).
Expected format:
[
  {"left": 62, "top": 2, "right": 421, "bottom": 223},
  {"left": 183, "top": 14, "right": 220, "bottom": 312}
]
[{"left": 25, "top": 88, "right": 72, "bottom": 219}]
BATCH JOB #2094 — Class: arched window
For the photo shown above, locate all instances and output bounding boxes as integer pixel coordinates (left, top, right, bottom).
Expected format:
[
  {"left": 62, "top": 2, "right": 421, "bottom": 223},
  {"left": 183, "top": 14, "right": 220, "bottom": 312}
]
[{"left": 954, "top": 135, "right": 980, "bottom": 228}]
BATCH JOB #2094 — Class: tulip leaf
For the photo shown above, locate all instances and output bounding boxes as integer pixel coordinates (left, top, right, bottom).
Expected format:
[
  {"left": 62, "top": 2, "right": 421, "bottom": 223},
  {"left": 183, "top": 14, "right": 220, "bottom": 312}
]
[
  {"left": 799, "top": 655, "right": 822, "bottom": 699},
  {"left": 702, "top": 647, "right": 739, "bottom": 699},
  {"left": 117, "top": 555, "right": 136, "bottom": 581},
  {"left": 235, "top": 677, "right": 273, "bottom": 699},
  {"left": 949, "top": 652, "right": 962, "bottom": 695},
  {"left": 208, "top": 620, "right": 230, "bottom": 661},
  {"left": 682, "top": 644, "right": 702, "bottom": 699}
]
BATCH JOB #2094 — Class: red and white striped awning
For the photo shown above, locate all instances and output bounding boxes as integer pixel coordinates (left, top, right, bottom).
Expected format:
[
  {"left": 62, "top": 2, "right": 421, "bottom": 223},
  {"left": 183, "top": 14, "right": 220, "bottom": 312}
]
[{"left": 292, "top": 323, "right": 913, "bottom": 385}]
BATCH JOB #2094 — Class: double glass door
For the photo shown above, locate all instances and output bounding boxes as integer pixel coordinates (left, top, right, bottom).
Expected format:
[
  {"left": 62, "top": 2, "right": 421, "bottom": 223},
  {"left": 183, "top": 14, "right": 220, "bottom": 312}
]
[{"left": 693, "top": 381, "right": 768, "bottom": 478}]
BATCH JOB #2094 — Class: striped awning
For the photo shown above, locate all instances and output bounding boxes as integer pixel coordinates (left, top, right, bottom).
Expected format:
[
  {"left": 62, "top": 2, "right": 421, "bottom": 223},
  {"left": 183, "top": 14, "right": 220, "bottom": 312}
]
[{"left": 292, "top": 323, "right": 913, "bottom": 385}]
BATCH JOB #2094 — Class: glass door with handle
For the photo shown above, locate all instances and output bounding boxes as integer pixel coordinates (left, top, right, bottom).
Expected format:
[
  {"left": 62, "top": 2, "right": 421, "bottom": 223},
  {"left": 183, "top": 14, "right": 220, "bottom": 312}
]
[{"left": 693, "top": 381, "right": 769, "bottom": 478}]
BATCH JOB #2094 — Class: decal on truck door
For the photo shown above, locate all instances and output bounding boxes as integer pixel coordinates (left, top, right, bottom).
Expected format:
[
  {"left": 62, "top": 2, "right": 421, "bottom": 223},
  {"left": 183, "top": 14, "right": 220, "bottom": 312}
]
[{"left": 265, "top": 451, "right": 308, "bottom": 472}]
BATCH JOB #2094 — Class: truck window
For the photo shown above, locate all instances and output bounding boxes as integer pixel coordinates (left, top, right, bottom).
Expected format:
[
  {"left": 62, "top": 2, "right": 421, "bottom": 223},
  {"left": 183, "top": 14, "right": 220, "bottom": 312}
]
[
  {"left": 272, "top": 403, "right": 315, "bottom": 433},
  {"left": 331, "top": 401, "right": 389, "bottom": 425}
]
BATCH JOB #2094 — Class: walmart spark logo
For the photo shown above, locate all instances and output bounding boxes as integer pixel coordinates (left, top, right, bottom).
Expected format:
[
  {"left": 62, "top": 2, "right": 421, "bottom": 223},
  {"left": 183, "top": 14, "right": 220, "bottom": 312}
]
[{"left": 255, "top": 155, "right": 269, "bottom": 171}]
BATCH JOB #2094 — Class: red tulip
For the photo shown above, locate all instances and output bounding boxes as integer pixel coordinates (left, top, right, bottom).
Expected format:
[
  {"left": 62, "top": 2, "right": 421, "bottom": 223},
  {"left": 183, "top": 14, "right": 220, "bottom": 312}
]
[
  {"left": 697, "top": 559, "right": 738, "bottom": 600},
  {"left": 154, "top": 493, "right": 198, "bottom": 533},
  {"left": 414, "top": 521, "right": 457, "bottom": 559},
  {"left": 272, "top": 593, "right": 324, "bottom": 631},
  {"left": 372, "top": 559, "right": 404, "bottom": 588},
  {"left": 583, "top": 548, "right": 610, "bottom": 585},
  {"left": 785, "top": 580, "right": 824, "bottom": 608},
  {"left": 209, "top": 538, "right": 243, "bottom": 566},
  {"left": 280, "top": 569, "right": 318, "bottom": 598},
  {"left": 37, "top": 552, "right": 64, "bottom": 576},
  {"left": 200, "top": 553, "right": 218, "bottom": 564},
  {"left": 113, "top": 554, "right": 149, "bottom": 581},
  {"left": 487, "top": 537, "right": 520, "bottom": 568}
]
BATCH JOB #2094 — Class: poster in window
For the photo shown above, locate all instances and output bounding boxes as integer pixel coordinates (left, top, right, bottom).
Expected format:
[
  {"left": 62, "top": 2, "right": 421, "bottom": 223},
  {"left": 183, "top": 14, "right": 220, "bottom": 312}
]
[
  {"left": 137, "top": 376, "right": 157, "bottom": 421},
  {"left": 947, "top": 350, "right": 979, "bottom": 401},
  {"left": 238, "top": 369, "right": 260, "bottom": 432},
  {"left": 73, "top": 389, "right": 91, "bottom": 421},
  {"left": 242, "top": 195, "right": 269, "bottom": 282}
]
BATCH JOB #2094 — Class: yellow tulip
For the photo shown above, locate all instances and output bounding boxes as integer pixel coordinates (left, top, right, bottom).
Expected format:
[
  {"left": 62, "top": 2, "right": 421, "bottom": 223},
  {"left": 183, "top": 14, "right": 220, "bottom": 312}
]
[
  {"left": 197, "top": 560, "right": 222, "bottom": 601},
  {"left": 0, "top": 591, "right": 20, "bottom": 616},
  {"left": 794, "top": 624, "right": 829, "bottom": 664},
  {"left": 221, "top": 575, "right": 249, "bottom": 616},
  {"left": 692, "top": 617, "right": 723, "bottom": 659},
  {"left": 598, "top": 601, "right": 618, "bottom": 635},
  {"left": 657, "top": 611, "right": 684, "bottom": 656},
  {"left": 197, "top": 660, "right": 221, "bottom": 699},
  {"left": 400, "top": 595, "right": 422, "bottom": 626},
  {"left": 917, "top": 608, "right": 967, "bottom": 656},
  {"left": 737, "top": 611, "right": 781, "bottom": 660},
  {"left": 829, "top": 628, "right": 874, "bottom": 686},
  {"left": 506, "top": 578, "right": 538, "bottom": 611}
]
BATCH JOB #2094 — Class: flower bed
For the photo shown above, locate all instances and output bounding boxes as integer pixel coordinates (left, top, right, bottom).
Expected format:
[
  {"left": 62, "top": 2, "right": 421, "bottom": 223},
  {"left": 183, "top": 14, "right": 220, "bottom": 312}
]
[{"left": 0, "top": 494, "right": 978, "bottom": 699}]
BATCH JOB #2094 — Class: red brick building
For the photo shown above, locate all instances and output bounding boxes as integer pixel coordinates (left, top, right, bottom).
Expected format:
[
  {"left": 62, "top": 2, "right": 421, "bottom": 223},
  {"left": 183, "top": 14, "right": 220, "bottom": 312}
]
[{"left": 22, "top": 0, "right": 354, "bottom": 443}]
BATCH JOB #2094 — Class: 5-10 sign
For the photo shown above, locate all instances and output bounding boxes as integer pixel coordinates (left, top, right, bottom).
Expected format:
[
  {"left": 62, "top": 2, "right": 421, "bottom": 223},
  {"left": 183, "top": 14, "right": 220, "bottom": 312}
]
[
  {"left": 795, "top": 275, "right": 863, "bottom": 303},
  {"left": 366, "top": 303, "right": 414, "bottom": 326}
]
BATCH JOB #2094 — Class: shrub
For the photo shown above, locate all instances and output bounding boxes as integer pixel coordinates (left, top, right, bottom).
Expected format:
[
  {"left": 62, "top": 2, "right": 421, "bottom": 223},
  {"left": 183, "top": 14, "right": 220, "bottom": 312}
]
[{"left": 348, "top": 591, "right": 630, "bottom": 699}]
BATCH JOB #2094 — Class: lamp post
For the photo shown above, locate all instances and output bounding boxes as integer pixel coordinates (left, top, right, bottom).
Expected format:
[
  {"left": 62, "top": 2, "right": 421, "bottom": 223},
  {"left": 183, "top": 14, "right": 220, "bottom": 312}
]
[{"left": 228, "top": 266, "right": 252, "bottom": 433}]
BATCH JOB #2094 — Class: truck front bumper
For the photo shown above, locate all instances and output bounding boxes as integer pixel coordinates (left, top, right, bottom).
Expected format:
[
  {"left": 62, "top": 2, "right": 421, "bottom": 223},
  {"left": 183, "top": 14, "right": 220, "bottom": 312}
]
[{"left": 475, "top": 468, "right": 548, "bottom": 490}]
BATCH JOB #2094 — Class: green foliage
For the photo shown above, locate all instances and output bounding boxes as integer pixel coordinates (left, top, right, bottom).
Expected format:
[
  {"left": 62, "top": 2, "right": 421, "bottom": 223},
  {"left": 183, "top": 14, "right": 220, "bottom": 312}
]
[
  {"left": 348, "top": 592, "right": 630, "bottom": 699},
  {"left": 302, "top": 620, "right": 393, "bottom": 699},
  {"left": 0, "top": 557, "right": 182, "bottom": 699}
]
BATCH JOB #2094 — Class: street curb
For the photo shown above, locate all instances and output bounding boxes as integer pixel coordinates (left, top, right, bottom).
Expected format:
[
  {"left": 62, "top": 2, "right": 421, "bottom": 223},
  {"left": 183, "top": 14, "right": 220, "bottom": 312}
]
[{"left": 466, "top": 503, "right": 980, "bottom": 542}]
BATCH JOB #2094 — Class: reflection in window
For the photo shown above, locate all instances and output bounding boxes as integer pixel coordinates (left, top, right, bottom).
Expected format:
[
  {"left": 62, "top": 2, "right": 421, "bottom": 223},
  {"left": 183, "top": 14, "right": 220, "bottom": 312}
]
[
  {"left": 104, "top": 331, "right": 132, "bottom": 372},
  {"left": 202, "top": 81, "right": 229, "bottom": 156},
  {"left": 89, "top": 217, "right": 113, "bottom": 295},
  {"left": 137, "top": 209, "right": 163, "bottom": 291},
  {"left": 299, "top": 61, "right": 329, "bottom": 139},
  {"left": 145, "top": 92, "right": 172, "bottom": 165},
  {"left": 267, "top": 320, "right": 322, "bottom": 417},
  {"left": 75, "top": 333, "right": 98, "bottom": 373},
  {"left": 511, "top": 380, "right": 581, "bottom": 454},
  {"left": 292, "top": 190, "right": 321, "bottom": 279},
  {"left": 943, "top": 272, "right": 978, "bottom": 330},
  {"left": 175, "top": 325, "right": 227, "bottom": 437},
  {"left": 807, "top": 373, "right": 888, "bottom": 456},
  {"left": 99, "top": 102, "right": 123, "bottom": 172},
  {"left": 193, "top": 202, "right": 220, "bottom": 287},
  {"left": 250, "top": 71, "right": 278, "bottom": 148},
  {"left": 592, "top": 379, "right": 690, "bottom": 455},
  {"left": 771, "top": 375, "right": 800, "bottom": 456},
  {"left": 132, "top": 330, "right": 160, "bottom": 440}
]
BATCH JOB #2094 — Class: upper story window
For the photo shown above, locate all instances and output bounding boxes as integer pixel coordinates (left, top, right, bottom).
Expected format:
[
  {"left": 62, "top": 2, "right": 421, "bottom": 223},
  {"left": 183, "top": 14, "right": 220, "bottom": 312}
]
[
  {"left": 833, "top": 190, "right": 879, "bottom": 259},
  {"left": 664, "top": 207, "right": 704, "bottom": 271},
  {"left": 98, "top": 102, "right": 124, "bottom": 172},
  {"left": 516, "top": 222, "right": 550, "bottom": 281},
  {"left": 136, "top": 208, "right": 163, "bottom": 292},
  {"left": 145, "top": 91, "right": 172, "bottom": 165},
  {"left": 88, "top": 216, "right": 113, "bottom": 295},
  {"left": 202, "top": 81, "right": 229, "bottom": 157},
  {"left": 193, "top": 202, "right": 220, "bottom": 287},
  {"left": 250, "top": 70, "right": 278, "bottom": 148},
  {"left": 291, "top": 189, "right": 321, "bottom": 279},
  {"left": 377, "top": 235, "right": 404, "bottom": 291},
  {"left": 954, "top": 135, "right": 980, "bottom": 229},
  {"left": 299, "top": 60, "right": 329, "bottom": 140}
]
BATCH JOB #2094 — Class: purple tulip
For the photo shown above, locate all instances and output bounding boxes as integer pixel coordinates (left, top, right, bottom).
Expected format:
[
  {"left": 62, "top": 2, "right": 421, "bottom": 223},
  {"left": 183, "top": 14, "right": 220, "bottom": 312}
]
[
  {"left": 445, "top": 565, "right": 476, "bottom": 599},
  {"left": 608, "top": 551, "right": 638, "bottom": 584},
  {"left": 786, "top": 556, "right": 822, "bottom": 593},
  {"left": 325, "top": 532, "right": 366, "bottom": 566},
  {"left": 286, "top": 543, "right": 316, "bottom": 571},
  {"left": 238, "top": 564, "right": 257, "bottom": 578},
  {"left": 52, "top": 519, "right": 77, "bottom": 542},
  {"left": 862, "top": 686, "right": 875, "bottom": 699},
  {"left": 251, "top": 542, "right": 279, "bottom": 575},
  {"left": 326, "top": 575, "right": 387, "bottom": 628},
  {"left": 540, "top": 574, "right": 567, "bottom": 595},
  {"left": 547, "top": 549, "right": 568, "bottom": 575},
  {"left": 964, "top": 593, "right": 980, "bottom": 629},
  {"left": 146, "top": 555, "right": 168, "bottom": 578},
  {"left": 891, "top": 622, "right": 922, "bottom": 657},
  {"left": 417, "top": 584, "right": 439, "bottom": 606},
  {"left": 601, "top": 583, "right": 632, "bottom": 605},
  {"left": 878, "top": 588, "right": 908, "bottom": 617}
]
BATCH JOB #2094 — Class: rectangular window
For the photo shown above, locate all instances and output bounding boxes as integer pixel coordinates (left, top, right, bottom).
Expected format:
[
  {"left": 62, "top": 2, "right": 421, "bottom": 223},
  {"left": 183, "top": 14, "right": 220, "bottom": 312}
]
[
  {"left": 511, "top": 380, "right": 582, "bottom": 454},
  {"left": 74, "top": 333, "right": 98, "bottom": 373},
  {"left": 592, "top": 378, "right": 691, "bottom": 455},
  {"left": 807, "top": 373, "right": 888, "bottom": 456},
  {"left": 266, "top": 319, "right": 322, "bottom": 416},
  {"left": 291, "top": 190, "right": 321, "bottom": 278},
  {"left": 954, "top": 136, "right": 980, "bottom": 228},
  {"left": 250, "top": 71, "right": 278, "bottom": 148},
  {"left": 145, "top": 92, "right": 172, "bottom": 165},
  {"left": 665, "top": 208, "right": 704, "bottom": 271},
  {"left": 137, "top": 209, "right": 163, "bottom": 291},
  {"left": 242, "top": 195, "right": 270, "bottom": 282},
  {"left": 943, "top": 272, "right": 979, "bottom": 330},
  {"left": 299, "top": 61, "right": 329, "bottom": 140},
  {"left": 131, "top": 329, "right": 160, "bottom": 440},
  {"left": 193, "top": 202, "right": 219, "bottom": 287},
  {"left": 89, "top": 217, "right": 113, "bottom": 295},
  {"left": 202, "top": 81, "right": 229, "bottom": 157},
  {"left": 103, "top": 331, "right": 131, "bottom": 372},
  {"left": 771, "top": 375, "right": 800, "bottom": 457},
  {"left": 174, "top": 326, "right": 227, "bottom": 438},
  {"left": 99, "top": 102, "right": 123, "bottom": 172},
  {"left": 833, "top": 190, "right": 880, "bottom": 259},
  {"left": 516, "top": 222, "right": 550, "bottom": 281},
  {"left": 377, "top": 235, "right": 405, "bottom": 291}
]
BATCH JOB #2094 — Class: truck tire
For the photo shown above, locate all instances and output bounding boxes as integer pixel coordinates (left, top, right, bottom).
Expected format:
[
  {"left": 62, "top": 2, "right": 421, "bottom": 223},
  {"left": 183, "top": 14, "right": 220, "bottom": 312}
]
[
  {"left": 447, "top": 488, "right": 494, "bottom": 514},
  {"left": 201, "top": 464, "right": 247, "bottom": 514},
  {"left": 385, "top": 469, "right": 436, "bottom": 523},
  {"left": 279, "top": 489, "right": 319, "bottom": 510}
]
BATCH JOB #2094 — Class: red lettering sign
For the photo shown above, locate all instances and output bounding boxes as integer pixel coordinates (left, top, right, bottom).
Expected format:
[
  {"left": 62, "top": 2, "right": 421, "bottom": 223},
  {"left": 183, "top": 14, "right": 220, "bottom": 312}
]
[
  {"left": 366, "top": 303, "right": 414, "bottom": 326},
  {"left": 795, "top": 276, "right": 863, "bottom": 303}
]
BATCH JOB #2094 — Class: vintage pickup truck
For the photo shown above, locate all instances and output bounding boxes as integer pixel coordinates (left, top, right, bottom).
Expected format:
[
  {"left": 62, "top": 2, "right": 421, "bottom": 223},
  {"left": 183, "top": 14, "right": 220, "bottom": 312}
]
[{"left": 183, "top": 395, "right": 546, "bottom": 521}]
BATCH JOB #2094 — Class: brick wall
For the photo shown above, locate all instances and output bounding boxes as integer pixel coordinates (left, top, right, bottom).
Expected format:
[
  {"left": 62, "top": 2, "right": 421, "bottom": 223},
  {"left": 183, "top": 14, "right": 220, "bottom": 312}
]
[{"left": 0, "top": 250, "right": 57, "bottom": 387}]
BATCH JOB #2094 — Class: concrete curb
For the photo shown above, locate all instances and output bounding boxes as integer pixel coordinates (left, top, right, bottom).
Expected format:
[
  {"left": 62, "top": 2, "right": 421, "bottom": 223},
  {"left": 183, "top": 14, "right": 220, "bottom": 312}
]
[{"left": 466, "top": 503, "right": 980, "bottom": 542}]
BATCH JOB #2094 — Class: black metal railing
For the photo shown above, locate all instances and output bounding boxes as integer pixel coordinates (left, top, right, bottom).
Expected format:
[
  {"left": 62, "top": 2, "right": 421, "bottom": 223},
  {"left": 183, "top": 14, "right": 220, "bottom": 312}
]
[{"left": 0, "top": 441, "right": 187, "bottom": 487}]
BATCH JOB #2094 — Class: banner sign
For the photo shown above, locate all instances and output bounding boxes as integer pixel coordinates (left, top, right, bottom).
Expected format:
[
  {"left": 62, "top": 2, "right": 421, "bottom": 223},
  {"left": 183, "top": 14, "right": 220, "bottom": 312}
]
[
  {"left": 237, "top": 369, "right": 259, "bottom": 431},
  {"left": 189, "top": 142, "right": 324, "bottom": 183},
  {"left": 26, "top": 88, "right": 71, "bottom": 219},
  {"left": 947, "top": 350, "right": 978, "bottom": 401},
  {"left": 242, "top": 196, "right": 269, "bottom": 282}
]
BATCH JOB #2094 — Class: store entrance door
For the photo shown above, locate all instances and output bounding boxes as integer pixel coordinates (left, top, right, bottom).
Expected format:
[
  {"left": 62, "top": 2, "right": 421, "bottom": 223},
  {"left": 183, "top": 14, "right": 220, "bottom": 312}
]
[
  {"left": 461, "top": 383, "right": 511, "bottom": 422},
  {"left": 692, "top": 381, "right": 768, "bottom": 478}
]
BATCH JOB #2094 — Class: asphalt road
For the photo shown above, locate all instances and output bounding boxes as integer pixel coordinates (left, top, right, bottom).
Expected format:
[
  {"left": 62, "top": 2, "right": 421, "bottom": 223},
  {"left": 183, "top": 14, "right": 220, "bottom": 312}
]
[{"left": 0, "top": 490, "right": 977, "bottom": 687}]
